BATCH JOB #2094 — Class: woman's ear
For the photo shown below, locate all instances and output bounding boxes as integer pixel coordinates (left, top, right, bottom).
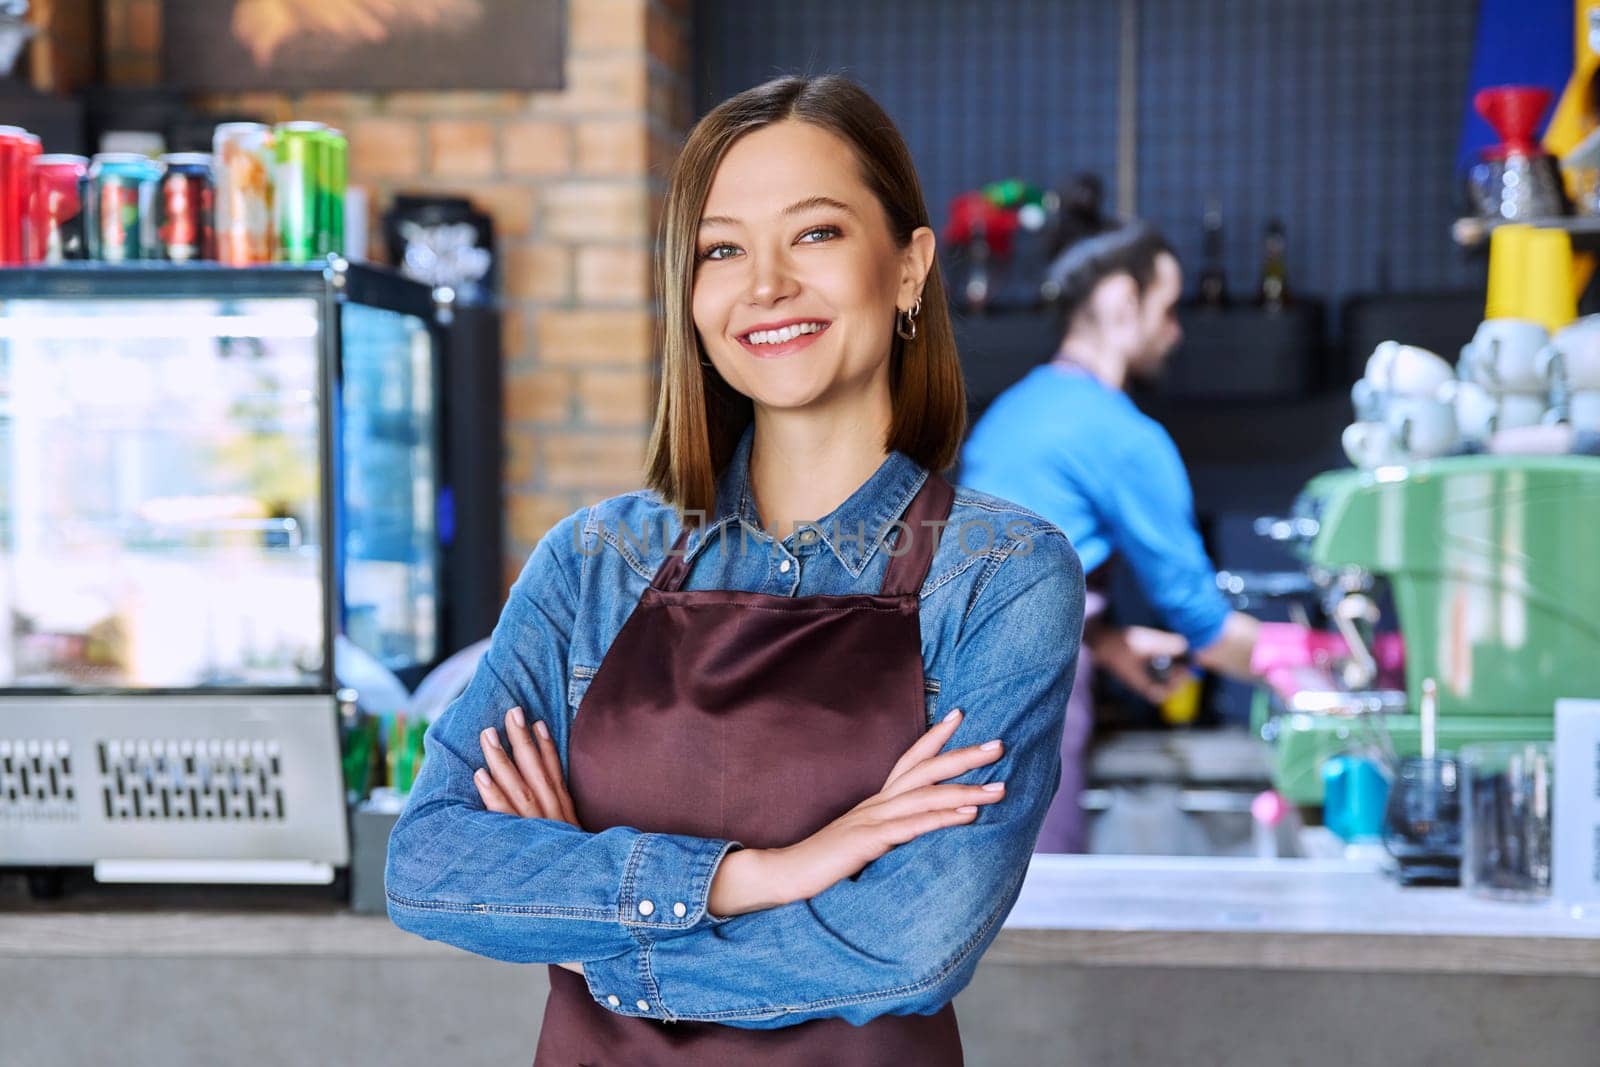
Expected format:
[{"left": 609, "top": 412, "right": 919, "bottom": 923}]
[{"left": 899, "top": 226, "right": 937, "bottom": 307}]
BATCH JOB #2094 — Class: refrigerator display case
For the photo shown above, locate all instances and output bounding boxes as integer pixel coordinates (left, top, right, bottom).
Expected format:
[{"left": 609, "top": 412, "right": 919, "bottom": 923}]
[{"left": 0, "top": 261, "right": 444, "bottom": 884}]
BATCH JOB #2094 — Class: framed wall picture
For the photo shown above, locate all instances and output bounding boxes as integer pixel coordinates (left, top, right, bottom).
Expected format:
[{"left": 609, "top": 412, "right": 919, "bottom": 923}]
[{"left": 160, "top": 0, "right": 565, "bottom": 92}]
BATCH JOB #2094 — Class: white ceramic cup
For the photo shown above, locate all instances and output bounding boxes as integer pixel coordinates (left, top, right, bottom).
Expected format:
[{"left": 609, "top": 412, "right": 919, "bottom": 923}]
[
  {"left": 1439, "top": 378, "right": 1498, "bottom": 442},
  {"left": 1350, "top": 377, "right": 1383, "bottom": 422},
  {"left": 1462, "top": 319, "right": 1551, "bottom": 393},
  {"left": 1569, "top": 390, "right": 1600, "bottom": 432},
  {"left": 1365, "top": 341, "right": 1455, "bottom": 398},
  {"left": 1541, "top": 318, "right": 1600, "bottom": 392},
  {"left": 1342, "top": 420, "right": 1398, "bottom": 468},
  {"left": 1385, "top": 395, "right": 1460, "bottom": 459},
  {"left": 1496, "top": 391, "right": 1550, "bottom": 430}
]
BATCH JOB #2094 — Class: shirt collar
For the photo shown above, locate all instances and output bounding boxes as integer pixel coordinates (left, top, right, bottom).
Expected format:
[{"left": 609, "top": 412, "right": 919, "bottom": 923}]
[{"left": 687, "top": 423, "right": 929, "bottom": 578}]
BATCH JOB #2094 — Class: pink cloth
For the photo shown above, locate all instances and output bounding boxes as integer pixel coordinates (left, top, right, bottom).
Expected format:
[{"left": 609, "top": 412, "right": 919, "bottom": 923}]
[{"left": 1250, "top": 621, "right": 1406, "bottom": 703}]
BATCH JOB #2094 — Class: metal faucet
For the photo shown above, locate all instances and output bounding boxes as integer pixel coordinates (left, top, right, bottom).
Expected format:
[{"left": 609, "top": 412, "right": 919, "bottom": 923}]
[
  {"left": 1331, "top": 590, "right": 1381, "bottom": 691},
  {"left": 0, "top": 1, "right": 32, "bottom": 79}
]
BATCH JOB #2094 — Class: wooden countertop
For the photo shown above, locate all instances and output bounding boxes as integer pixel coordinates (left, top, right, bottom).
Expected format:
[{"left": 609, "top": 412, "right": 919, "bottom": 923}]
[{"left": 4, "top": 856, "right": 1598, "bottom": 977}]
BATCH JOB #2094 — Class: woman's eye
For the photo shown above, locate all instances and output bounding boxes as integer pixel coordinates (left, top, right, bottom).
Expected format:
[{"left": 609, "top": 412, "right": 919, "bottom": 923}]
[
  {"left": 699, "top": 243, "right": 740, "bottom": 262},
  {"left": 799, "top": 226, "right": 840, "bottom": 243}
]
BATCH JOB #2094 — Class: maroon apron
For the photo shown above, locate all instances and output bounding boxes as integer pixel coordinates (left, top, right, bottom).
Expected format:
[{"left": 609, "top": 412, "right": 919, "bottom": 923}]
[{"left": 534, "top": 473, "right": 963, "bottom": 1066}]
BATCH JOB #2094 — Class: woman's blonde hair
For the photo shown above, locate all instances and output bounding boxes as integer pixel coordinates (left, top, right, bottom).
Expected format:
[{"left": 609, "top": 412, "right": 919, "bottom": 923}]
[{"left": 645, "top": 74, "right": 966, "bottom": 520}]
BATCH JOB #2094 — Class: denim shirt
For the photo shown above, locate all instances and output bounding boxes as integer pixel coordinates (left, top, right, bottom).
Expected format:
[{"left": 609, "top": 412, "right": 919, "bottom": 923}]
[{"left": 385, "top": 426, "right": 1085, "bottom": 1028}]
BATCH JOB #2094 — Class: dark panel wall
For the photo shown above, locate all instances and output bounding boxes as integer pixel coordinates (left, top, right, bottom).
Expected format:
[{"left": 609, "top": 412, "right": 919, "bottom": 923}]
[
  {"left": 694, "top": 0, "right": 1483, "bottom": 310},
  {"left": 694, "top": 0, "right": 1122, "bottom": 238},
  {"left": 1137, "top": 0, "right": 1481, "bottom": 307}
]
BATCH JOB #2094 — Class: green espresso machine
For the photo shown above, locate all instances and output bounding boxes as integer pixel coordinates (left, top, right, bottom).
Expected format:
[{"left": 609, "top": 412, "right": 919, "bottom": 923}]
[{"left": 1253, "top": 454, "right": 1600, "bottom": 804}]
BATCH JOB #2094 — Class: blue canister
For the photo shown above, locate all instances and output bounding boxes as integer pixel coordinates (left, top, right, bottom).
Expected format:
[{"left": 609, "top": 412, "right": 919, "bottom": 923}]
[{"left": 1322, "top": 754, "right": 1391, "bottom": 842}]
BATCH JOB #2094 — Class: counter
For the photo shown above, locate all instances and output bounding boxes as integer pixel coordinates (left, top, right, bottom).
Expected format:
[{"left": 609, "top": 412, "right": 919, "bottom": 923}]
[{"left": 4, "top": 856, "right": 1598, "bottom": 1066}]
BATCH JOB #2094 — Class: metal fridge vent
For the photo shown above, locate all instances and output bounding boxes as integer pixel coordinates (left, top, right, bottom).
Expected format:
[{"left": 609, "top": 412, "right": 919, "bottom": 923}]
[
  {"left": 0, "top": 738, "right": 77, "bottom": 820},
  {"left": 98, "top": 737, "right": 287, "bottom": 823}
]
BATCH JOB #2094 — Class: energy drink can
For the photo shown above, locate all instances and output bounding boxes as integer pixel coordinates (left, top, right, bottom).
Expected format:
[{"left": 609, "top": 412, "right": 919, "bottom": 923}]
[
  {"left": 214, "top": 122, "right": 276, "bottom": 265},
  {"left": 85, "top": 153, "right": 163, "bottom": 262},
  {"left": 157, "top": 152, "right": 216, "bottom": 262},
  {"left": 27, "top": 153, "right": 89, "bottom": 263},
  {"left": 315, "top": 127, "right": 347, "bottom": 256},
  {"left": 274, "top": 121, "right": 325, "bottom": 263}
]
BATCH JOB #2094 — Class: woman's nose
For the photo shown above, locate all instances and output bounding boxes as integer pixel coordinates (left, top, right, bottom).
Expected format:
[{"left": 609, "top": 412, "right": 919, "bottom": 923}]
[{"left": 747, "top": 252, "right": 798, "bottom": 305}]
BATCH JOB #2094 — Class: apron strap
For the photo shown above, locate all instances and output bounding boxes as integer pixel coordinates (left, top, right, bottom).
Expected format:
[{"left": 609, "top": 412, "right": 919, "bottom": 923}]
[
  {"left": 653, "top": 472, "right": 956, "bottom": 596},
  {"left": 651, "top": 525, "right": 697, "bottom": 592},
  {"left": 878, "top": 472, "right": 956, "bottom": 598}
]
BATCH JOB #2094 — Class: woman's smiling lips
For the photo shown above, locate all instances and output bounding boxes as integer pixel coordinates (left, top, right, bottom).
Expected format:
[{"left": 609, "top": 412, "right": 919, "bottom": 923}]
[{"left": 736, "top": 318, "right": 831, "bottom": 359}]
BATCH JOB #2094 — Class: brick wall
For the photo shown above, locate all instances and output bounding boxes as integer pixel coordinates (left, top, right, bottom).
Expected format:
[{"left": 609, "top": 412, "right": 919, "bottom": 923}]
[{"left": 97, "top": 0, "right": 690, "bottom": 594}]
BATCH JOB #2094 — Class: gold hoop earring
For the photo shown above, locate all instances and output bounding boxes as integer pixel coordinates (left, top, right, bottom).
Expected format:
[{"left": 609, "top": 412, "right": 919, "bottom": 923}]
[{"left": 896, "top": 296, "right": 921, "bottom": 342}]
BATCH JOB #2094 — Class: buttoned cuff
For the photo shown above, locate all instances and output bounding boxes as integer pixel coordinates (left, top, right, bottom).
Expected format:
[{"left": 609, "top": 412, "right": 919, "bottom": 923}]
[{"left": 616, "top": 832, "right": 739, "bottom": 934}]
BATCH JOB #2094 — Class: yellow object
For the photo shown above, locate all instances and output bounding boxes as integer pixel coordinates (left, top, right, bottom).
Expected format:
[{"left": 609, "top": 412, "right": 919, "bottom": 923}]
[
  {"left": 1541, "top": 1, "right": 1600, "bottom": 163},
  {"left": 1159, "top": 676, "right": 1202, "bottom": 726},
  {"left": 1485, "top": 223, "right": 1535, "bottom": 320},
  {"left": 1523, "top": 228, "right": 1579, "bottom": 331},
  {"left": 1544, "top": 2, "right": 1600, "bottom": 303}
]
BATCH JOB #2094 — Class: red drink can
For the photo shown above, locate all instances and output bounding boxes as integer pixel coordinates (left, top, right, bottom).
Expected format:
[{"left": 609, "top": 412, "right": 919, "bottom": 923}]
[
  {"left": 157, "top": 152, "right": 215, "bottom": 262},
  {"left": 28, "top": 154, "right": 89, "bottom": 263},
  {"left": 0, "top": 127, "right": 40, "bottom": 265}
]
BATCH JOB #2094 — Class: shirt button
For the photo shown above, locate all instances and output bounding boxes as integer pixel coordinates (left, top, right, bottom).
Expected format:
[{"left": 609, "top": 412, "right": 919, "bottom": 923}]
[
  {"left": 799, "top": 528, "right": 818, "bottom": 545},
  {"left": 778, "top": 559, "right": 792, "bottom": 574},
  {"left": 607, "top": 995, "right": 621, "bottom": 1008},
  {"left": 673, "top": 901, "right": 687, "bottom": 918},
  {"left": 637, "top": 899, "right": 655, "bottom": 916},
  {"left": 636, "top": 999, "right": 651, "bottom": 1012}
]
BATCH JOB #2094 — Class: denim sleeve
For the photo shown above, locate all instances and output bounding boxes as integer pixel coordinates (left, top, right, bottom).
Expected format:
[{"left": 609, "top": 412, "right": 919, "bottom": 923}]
[
  {"left": 384, "top": 510, "right": 738, "bottom": 964},
  {"left": 1095, "top": 426, "right": 1230, "bottom": 650},
  {"left": 580, "top": 529, "right": 1084, "bottom": 1027}
]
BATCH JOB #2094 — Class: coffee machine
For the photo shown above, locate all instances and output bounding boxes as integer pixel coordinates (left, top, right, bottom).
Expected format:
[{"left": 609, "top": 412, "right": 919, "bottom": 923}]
[{"left": 1251, "top": 455, "right": 1600, "bottom": 804}]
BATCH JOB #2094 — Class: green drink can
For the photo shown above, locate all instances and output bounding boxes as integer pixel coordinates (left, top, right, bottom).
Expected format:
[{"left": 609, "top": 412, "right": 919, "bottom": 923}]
[
  {"left": 274, "top": 121, "right": 325, "bottom": 263},
  {"left": 315, "top": 127, "right": 347, "bottom": 256}
]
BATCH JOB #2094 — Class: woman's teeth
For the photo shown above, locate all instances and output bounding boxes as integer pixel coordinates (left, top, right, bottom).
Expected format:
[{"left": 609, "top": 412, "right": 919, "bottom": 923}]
[{"left": 746, "top": 322, "right": 826, "bottom": 345}]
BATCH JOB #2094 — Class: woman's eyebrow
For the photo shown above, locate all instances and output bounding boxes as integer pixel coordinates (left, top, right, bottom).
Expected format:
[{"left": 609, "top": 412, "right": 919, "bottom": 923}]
[{"left": 699, "top": 196, "right": 857, "bottom": 229}]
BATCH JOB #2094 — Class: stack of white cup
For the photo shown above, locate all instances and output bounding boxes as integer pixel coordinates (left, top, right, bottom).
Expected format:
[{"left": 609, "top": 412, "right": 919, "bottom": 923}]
[
  {"left": 1457, "top": 318, "right": 1555, "bottom": 435},
  {"left": 1344, "top": 342, "right": 1459, "bottom": 468},
  {"left": 1539, "top": 316, "right": 1600, "bottom": 435}
]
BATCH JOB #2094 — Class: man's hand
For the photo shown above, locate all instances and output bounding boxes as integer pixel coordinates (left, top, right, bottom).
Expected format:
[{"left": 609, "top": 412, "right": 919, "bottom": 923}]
[{"left": 1088, "top": 625, "right": 1193, "bottom": 703}]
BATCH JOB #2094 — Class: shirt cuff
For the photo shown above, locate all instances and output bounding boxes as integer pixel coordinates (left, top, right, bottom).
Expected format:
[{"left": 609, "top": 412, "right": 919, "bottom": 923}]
[
  {"left": 616, "top": 832, "right": 739, "bottom": 934},
  {"left": 582, "top": 834, "right": 738, "bottom": 1021},
  {"left": 1180, "top": 601, "right": 1230, "bottom": 653}
]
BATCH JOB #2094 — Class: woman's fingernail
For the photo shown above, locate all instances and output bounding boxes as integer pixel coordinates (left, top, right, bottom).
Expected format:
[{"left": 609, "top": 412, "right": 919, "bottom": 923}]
[
  {"left": 980, "top": 739, "right": 1002, "bottom": 751},
  {"left": 956, "top": 805, "right": 978, "bottom": 814},
  {"left": 943, "top": 708, "right": 962, "bottom": 723},
  {"left": 535, "top": 720, "right": 551, "bottom": 740},
  {"left": 510, "top": 707, "right": 525, "bottom": 728},
  {"left": 483, "top": 728, "right": 501, "bottom": 749},
  {"left": 473, "top": 769, "right": 487, "bottom": 784},
  {"left": 983, "top": 781, "right": 1007, "bottom": 792}
]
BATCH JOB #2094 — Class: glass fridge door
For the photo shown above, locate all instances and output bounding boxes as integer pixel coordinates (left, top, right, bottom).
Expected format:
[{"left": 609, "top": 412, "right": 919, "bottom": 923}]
[
  {"left": 339, "top": 301, "right": 439, "bottom": 674},
  {"left": 0, "top": 295, "right": 326, "bottom": 690}
]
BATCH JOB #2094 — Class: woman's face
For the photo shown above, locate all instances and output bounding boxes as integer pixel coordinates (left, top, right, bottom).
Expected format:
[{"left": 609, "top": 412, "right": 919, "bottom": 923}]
[{"left": 692, "top": 120, "right": 934, "bottom": 418}]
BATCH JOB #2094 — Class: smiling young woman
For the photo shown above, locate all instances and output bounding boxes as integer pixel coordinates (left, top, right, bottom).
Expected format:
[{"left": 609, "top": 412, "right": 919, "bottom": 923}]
[
  {"left": 385, "top": 75, "right": 1085, "bottom": 1066},
  {"left": 647, "top": 78, "right": 967, "bottom": 519}
]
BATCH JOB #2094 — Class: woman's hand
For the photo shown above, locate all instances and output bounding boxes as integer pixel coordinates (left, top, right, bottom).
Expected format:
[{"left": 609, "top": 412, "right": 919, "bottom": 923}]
[
  {"left": 707, "top": 709, "right": 1005, "bottom": 917},
  {"left": 473, "top": 706, "right": 579, "bottom": 827},
  {"left": 475, "top": 708, "right": 586, "bottom": 977}
]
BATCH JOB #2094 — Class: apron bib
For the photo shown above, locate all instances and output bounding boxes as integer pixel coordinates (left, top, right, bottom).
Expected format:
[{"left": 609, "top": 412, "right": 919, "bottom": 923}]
[{"left": 534, "top": 473, "right": 962, "bottom": 1066}]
